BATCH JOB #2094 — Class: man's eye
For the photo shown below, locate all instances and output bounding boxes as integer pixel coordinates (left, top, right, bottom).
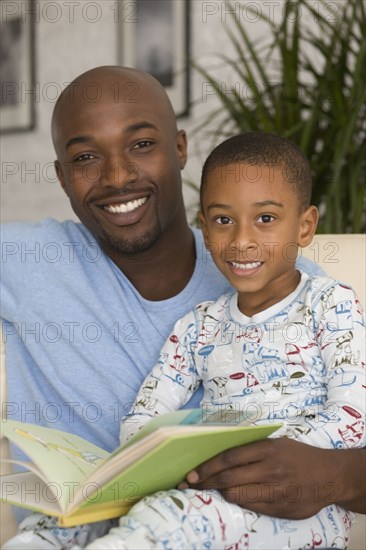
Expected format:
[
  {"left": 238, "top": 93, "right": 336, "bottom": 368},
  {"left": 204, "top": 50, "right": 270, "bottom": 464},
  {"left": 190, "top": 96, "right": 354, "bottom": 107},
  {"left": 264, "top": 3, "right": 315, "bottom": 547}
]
[
  {"left": 74, "top": 153, "right": 95, "bottom": 162},
  {"left": 215, "top": 216, "right": 233, "bottom": 225},
  {"left": 133, "top": 140, "right": 153, "bottom": 149},
  {"left": 258, "top": 215, "right": 275, "bottom": 223}
]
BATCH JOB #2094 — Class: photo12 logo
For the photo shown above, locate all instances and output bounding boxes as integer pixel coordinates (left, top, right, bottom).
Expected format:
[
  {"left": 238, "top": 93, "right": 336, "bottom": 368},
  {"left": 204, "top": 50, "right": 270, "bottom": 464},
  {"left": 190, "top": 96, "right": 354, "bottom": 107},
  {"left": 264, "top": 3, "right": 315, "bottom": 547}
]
[{"left": 1, "top": 1, "right": 139, "bottom": 25}]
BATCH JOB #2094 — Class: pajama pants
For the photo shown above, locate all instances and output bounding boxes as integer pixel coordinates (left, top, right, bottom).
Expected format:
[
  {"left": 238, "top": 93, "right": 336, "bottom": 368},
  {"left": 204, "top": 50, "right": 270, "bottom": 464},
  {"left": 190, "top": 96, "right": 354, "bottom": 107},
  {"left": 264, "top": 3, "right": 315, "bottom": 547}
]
[{"left": 4, "top": 489, "right": 352, "bottom": 550}]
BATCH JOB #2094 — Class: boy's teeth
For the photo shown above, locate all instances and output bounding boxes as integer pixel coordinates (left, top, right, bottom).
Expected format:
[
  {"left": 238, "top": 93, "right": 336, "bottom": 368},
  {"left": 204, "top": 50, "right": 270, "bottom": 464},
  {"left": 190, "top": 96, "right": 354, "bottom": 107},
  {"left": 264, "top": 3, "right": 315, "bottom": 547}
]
[
  {"left": 231, "top": 261, "right": 261, "bottom": 270},
  {"left": 104, "top": 197, "right": 147, "bottom": 214}
]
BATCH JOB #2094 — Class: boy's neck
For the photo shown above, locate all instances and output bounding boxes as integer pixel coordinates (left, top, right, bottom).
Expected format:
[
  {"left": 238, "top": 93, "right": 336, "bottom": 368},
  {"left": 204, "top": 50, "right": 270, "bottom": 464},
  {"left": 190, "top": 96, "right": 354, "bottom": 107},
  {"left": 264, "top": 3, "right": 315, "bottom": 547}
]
[{"left": 237, "top": 269, "right": 301, "bottom": 317}]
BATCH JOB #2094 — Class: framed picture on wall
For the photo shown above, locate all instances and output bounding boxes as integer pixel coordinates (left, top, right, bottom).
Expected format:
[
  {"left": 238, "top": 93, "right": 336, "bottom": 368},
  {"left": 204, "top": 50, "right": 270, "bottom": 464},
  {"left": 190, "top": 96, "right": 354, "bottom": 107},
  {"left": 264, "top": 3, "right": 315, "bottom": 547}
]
[
  {"left": 118, "top": 0, "right": 190, "bottom": 118},
  {"left": 0, "top": 0, "right": 36, "bottom": 132}
]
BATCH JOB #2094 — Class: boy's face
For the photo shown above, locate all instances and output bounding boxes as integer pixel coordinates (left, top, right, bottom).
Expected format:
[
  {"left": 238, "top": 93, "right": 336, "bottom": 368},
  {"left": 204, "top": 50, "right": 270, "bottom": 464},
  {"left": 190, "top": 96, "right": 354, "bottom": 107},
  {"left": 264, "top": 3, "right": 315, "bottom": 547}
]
[{"left": 200, "top": 163, "right": 318, "bottom": 315}]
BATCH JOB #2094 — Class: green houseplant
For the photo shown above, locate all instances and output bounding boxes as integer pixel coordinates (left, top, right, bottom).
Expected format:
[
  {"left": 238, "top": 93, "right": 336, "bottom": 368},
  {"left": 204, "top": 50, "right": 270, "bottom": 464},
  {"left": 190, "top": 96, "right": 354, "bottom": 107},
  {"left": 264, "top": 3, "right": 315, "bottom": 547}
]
[{"left": 189, "top": 0, "right": 366, "bottom": 233}]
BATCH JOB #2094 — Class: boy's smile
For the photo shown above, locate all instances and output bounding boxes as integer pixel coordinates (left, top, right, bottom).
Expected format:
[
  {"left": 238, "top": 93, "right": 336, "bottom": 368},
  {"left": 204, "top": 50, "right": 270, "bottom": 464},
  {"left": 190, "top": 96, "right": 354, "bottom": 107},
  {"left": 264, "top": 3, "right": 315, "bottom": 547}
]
[{"left": 200, "top": 163, "right": 318, "bottom": 317}]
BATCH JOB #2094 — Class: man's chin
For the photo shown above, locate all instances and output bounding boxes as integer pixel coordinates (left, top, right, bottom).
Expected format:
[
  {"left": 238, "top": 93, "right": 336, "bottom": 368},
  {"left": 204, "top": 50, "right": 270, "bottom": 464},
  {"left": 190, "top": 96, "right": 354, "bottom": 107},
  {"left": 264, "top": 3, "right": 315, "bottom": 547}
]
[{"left": 103, "top": 226, "right": 161, "bottom": 256}]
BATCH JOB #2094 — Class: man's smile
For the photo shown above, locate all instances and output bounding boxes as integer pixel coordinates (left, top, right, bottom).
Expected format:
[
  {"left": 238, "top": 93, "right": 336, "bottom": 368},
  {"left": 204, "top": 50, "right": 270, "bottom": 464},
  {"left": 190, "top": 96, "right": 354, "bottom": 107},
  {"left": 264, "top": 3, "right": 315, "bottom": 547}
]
[
  {"left": 103, "top": 197, "right": 148, "bottom": 214},
  {"left": 90, "top": 193, "right": 152, "bottom": 227}
]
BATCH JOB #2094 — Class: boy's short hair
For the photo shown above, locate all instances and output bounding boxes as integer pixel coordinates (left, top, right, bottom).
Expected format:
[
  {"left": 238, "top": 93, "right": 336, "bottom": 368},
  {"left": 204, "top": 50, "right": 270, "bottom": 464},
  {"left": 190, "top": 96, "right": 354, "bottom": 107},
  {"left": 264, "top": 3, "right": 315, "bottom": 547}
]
[{"left": 200, "top": 132, "right": 312, "bottom": 211}]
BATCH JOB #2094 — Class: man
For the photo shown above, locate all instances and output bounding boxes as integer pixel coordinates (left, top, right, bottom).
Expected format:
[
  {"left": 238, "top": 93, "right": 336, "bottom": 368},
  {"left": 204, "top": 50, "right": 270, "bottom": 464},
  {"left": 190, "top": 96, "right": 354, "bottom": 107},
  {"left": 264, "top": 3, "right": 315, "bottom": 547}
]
[{"left": 1, "top": 67, "right": 364, "bottom": 537}]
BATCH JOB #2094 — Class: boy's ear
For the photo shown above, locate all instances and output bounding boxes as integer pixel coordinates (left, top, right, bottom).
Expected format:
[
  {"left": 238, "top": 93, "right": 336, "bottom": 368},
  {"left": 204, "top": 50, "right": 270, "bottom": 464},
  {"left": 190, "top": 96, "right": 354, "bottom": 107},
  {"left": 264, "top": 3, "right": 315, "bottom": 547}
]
[{"left": 298, "top": 205, "right": 319, "bottom": 248}]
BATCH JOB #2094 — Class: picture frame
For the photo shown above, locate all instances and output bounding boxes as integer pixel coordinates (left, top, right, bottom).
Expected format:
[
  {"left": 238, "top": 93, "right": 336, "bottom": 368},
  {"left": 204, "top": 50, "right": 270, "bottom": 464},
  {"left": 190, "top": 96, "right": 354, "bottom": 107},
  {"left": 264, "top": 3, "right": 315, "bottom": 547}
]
[
  {"left": 0, "top": 0, "right": 36, "bottom": 133},
  {"left": 118, "top": 0, "right": 190, "bottom": 118}
]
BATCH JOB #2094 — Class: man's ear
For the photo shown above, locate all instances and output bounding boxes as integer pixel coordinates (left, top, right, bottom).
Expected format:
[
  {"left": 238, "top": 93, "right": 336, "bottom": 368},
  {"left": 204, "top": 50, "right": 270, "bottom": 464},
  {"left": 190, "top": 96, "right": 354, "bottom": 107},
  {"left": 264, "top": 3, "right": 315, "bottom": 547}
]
[
  {"left": 176, "top": 129, "right": 188, "bottom": 170},
  {"left": 199, "top": 211, "right": 209, "bottom": 247},
  {"left": 55, "top": 160, "right": 68, "bottom": 196},
  {"left": 298, "top": 205, "right": 319, "bottom": 248}
]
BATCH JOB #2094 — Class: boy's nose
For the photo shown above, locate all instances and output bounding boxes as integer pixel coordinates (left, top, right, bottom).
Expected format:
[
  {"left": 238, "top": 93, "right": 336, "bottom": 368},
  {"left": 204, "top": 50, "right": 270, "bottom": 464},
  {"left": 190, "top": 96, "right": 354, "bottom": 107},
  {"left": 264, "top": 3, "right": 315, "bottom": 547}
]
[
  {"left": 229, "top": 240, "right": 260, "bottom": 260},
  {"left": 227, "top": 226, "right": 260, "bottom": 259}
]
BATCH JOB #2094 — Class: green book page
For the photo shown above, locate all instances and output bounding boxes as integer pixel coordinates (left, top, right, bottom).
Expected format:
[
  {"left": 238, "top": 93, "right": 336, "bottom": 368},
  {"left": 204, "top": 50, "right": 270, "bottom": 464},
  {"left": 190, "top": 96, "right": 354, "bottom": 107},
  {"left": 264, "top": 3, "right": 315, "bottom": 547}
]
[
  {"left": 1, "top": 419, "right": 109, "bottom": 502},
  {"left": 111, "top": 409, "right": 206, "bottom": 456},
  {"left": 76, "top": 423, "right": 279, "bottom": 514},
  {"left": 112, "top": 408, "right": 256, "bottom": 456}
]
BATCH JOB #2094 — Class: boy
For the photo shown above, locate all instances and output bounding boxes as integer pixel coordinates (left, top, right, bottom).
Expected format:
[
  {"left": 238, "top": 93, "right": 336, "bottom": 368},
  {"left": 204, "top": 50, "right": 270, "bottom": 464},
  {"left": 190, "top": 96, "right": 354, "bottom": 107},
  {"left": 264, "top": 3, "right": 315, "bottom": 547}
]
[
  {"left": 93, "top": 133, "right": 365, "bottom": 549},
  {"left": 6, "top": 133, "right": 365, "bottom": 549}
]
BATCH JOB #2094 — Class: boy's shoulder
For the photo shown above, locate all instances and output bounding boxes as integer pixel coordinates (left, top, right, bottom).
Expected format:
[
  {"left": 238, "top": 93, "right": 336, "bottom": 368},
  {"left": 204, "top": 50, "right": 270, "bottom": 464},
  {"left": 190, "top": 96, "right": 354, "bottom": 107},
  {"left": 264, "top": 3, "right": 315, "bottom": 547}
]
[
  {"left": 303, "top": 273, "right": 361, "bottom": 307},
  {"left": 192, "top": 292, "right": 235, "bottom": 324},
  {"left": 172, "top": 292, "right": 234, "bottom": 329},
  {"left": 305, "top": 273, "right": 353, "bottom": 291}
]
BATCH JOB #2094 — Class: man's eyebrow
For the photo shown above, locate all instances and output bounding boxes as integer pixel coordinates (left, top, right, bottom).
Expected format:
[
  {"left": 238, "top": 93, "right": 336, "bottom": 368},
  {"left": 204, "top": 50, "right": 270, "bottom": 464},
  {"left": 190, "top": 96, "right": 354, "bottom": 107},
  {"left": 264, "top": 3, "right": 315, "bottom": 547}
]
[
  {"left": 65, "top": 136, "right": 91, "bottom": 150},
  {"left": 64, "top": 122, "right": 158, "bottom": 150},
  {"left": 125, "top": 121, "right": 158, "bottom": 133}
]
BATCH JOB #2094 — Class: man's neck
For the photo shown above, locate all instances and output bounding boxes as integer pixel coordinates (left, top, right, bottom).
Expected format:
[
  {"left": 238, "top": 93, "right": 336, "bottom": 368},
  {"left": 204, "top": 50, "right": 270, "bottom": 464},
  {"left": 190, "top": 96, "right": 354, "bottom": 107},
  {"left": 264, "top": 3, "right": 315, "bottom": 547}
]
[{"left": 106, "top": 224, "right": 196, "bottom": 301}]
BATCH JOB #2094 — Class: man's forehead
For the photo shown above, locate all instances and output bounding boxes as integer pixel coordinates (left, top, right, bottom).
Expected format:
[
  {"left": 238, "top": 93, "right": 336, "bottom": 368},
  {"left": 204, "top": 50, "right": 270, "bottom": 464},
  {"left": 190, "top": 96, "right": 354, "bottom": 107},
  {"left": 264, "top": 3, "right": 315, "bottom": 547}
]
[
  {"left": 51, "top": 67, "right": 177, "bottom": 148},
  {"left": 58, "top": 77, "right": 150, "bottom": 108}
]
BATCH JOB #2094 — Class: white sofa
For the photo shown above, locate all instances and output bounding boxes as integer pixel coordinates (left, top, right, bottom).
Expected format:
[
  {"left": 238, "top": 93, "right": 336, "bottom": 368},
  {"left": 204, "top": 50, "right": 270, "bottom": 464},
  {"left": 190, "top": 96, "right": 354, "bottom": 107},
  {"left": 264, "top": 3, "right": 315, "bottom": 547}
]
[{"left": 1, "top": 234, "right": 365, "bottom": 547}]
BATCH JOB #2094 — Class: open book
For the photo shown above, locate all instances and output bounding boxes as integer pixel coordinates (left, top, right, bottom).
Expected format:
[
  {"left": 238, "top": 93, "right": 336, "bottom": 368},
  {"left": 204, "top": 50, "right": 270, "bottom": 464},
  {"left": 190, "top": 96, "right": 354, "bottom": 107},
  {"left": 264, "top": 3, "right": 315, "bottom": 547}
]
[{"left": 0, "top": 410, "right": 281, "bottom": 526}]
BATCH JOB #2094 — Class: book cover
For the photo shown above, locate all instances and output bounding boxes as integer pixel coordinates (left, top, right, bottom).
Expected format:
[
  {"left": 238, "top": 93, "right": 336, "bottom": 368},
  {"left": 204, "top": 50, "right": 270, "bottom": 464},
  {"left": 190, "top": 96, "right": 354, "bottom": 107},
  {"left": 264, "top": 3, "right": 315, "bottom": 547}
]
[{"left": 0, "top": 411, "right": 281, "bottom": 526}]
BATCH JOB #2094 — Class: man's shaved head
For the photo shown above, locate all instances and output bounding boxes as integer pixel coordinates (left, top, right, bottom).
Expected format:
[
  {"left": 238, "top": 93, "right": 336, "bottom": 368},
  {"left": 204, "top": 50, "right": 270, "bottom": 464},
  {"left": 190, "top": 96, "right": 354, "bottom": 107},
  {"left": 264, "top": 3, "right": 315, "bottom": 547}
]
[{"left": 51, "top": 65, "right": 177, "bottom": 157}]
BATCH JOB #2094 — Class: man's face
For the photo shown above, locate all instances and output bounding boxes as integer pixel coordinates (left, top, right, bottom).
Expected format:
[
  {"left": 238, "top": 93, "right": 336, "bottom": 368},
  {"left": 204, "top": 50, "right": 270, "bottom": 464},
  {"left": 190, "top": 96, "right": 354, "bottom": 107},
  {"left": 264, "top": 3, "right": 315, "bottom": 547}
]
[
  {"left": 200, "top": 163, "right": 316, "bottom": 314},
  {"left": 54, "top": 78, "right": 187, "bottom": 255}
]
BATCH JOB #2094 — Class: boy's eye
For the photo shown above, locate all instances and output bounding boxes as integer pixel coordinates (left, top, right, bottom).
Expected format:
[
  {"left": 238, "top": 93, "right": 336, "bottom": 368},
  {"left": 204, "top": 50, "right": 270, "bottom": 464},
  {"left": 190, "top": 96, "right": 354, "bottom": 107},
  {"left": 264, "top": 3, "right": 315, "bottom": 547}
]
[
  {"left": 258, "top": 215, "right": 275, "bottom": 223},
  {"left": 215, "top": 216, "right": 233, "bottom": 225}
]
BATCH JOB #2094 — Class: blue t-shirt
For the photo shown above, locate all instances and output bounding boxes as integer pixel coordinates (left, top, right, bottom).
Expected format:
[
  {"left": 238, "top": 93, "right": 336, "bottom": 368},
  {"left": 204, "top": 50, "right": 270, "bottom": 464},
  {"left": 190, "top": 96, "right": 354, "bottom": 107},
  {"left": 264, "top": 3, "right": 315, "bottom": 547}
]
[{"left": 1, "top": 219, "right": 323, "bottom": 453}]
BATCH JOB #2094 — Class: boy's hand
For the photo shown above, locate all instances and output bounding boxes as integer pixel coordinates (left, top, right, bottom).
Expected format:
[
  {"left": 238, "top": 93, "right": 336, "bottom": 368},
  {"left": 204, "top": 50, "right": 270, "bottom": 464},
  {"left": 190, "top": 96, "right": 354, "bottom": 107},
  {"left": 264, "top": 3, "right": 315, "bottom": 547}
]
[{"left": 180, "top": 438, "right": 366, "bottom": 519}]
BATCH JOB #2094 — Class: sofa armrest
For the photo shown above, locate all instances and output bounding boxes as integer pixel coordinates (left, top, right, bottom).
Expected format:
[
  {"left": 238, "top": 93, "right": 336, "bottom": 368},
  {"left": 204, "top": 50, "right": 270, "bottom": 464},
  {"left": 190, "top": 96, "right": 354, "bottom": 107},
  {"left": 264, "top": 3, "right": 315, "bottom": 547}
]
[
  {"left": 302, "top": 234, "right": 365, "bottom": 305},
  {"left": 0, "top": 324, "right": 18, "bottom": 544}
]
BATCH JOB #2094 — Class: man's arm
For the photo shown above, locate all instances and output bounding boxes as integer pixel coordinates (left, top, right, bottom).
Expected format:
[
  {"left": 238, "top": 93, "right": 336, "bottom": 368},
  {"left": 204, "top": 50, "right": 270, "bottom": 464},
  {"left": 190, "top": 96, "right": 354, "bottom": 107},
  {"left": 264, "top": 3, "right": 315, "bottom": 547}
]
[{"left": 181, "top": 439, "right": 366, "bottom": 518}]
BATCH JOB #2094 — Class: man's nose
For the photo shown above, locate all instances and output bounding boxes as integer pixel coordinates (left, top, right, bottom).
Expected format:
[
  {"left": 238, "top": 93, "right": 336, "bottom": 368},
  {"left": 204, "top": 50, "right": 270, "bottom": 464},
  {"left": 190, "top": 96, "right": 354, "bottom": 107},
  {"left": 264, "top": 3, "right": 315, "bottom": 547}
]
[{"left": 99, "top": 156, "right": 139, "bottom": 188}]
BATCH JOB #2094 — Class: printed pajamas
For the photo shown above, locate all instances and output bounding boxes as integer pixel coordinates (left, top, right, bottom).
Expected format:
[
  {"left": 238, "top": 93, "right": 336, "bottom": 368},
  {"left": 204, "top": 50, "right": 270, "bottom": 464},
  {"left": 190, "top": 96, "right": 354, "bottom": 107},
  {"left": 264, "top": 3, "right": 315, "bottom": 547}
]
[{"left": 5, "top": 275, "right": 365, "bottom": 550}]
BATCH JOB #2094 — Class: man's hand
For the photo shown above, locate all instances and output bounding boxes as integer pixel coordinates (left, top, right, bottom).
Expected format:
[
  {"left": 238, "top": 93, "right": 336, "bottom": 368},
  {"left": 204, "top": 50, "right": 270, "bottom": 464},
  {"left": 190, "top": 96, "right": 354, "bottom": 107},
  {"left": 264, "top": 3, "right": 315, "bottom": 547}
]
[{"left": 180, "top": 438, "right": 366, "bottom": 519}]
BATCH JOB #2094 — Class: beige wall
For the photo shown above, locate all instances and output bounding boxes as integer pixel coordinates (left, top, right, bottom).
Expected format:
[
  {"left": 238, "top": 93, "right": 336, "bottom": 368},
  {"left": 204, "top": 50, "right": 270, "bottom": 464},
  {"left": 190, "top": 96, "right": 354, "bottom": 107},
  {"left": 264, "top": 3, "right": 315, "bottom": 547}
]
[{"left": 1, "top": 0, "right": 284, "bottom": 224}]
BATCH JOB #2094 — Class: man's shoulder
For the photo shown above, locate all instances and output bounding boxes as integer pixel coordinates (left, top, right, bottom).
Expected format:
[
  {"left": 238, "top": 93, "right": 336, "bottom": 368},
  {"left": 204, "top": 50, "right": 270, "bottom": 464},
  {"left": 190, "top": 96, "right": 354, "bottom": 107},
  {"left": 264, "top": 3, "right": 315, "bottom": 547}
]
[
  {"left": 1, "top": 218, "right": 86, "bottom": 240},
  {"left": 296, "top": 254, "right": 326, "bottom": 276},
  {"left": 1, "top": 218, "right": 89, "bottom": 242},
  {"left": 1, "top": 219, "right": 99, "bottom": 268}
]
